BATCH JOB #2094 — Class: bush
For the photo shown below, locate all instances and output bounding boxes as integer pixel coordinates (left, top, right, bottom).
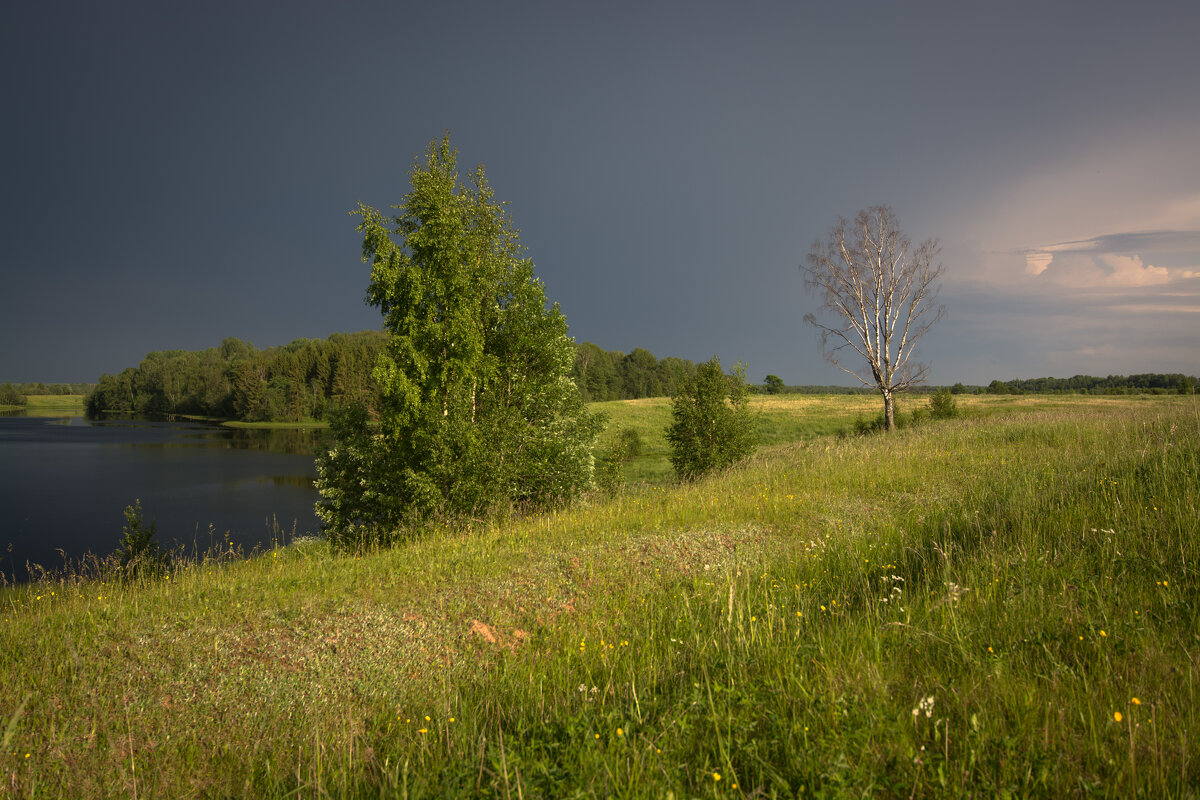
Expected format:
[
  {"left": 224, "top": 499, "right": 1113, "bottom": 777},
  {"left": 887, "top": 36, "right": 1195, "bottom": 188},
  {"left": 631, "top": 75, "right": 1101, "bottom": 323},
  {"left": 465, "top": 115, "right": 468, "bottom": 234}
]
[
  {"left": 593, "top": 427, "right": 643, "bottom": 495},
  {"left": 617, "top": 427, "right": 643, "bottom": 458},
  {"left": 117, "top": 499, "right": 165, "bottom": 579},
  {"left": 0, "top": 383, "right": 26, "bottom": 406},
  {"left": 929, "top": 388, "right": 959, "bottom": 419},
  {"left": 666, "top": 358, "right": 755, "bottom": 480}
]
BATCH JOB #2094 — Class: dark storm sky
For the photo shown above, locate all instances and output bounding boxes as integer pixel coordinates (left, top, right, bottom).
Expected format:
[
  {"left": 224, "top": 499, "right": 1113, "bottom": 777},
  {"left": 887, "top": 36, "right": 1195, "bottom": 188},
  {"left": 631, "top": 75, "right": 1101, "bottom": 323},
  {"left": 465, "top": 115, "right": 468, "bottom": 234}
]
[{"left": 2, "top": 0, "right": 1197, "bottom": 384}]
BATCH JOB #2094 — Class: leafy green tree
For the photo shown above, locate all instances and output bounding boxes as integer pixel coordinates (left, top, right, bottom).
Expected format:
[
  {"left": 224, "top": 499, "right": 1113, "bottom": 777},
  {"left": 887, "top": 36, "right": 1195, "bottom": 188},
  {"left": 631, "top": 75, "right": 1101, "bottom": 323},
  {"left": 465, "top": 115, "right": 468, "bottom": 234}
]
[
  {"left": 928, "top": 387, "right": 958, "bottom": 419},
  {"left": 618, "top": 348, "right": 662, "bottom": 399},
  {"left": 573, "top": 341, "right": 616, "bottom": 402},
  {"left": 666, "top": 357, "right": 756, "bottom": 480},
  {"left": 316, "top": 135, "right": 600, "bottom": 544},
  {"left": 230, "top": 362, "right": 267, "bottom": 420},
  {"left": 763, "top": 374, "right": 785, "bottom": 394},
  {"left": 0, "top": 383, "right": 27, "bottom": 406}
]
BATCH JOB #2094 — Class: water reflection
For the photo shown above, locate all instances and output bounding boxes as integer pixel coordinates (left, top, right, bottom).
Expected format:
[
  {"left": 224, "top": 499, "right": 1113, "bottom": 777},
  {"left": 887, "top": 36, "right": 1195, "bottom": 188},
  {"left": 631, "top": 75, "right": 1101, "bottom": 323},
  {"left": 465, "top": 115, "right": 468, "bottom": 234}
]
[{"left": 0, "top": 414, "right": 328, "bottom": 581}]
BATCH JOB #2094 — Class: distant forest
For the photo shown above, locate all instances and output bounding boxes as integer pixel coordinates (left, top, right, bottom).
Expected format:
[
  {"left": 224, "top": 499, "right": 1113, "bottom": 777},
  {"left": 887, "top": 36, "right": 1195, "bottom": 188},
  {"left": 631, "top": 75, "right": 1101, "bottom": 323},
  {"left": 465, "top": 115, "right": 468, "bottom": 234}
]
[
  {"left": 980, "top": 374, "right": 1197, "bottom": 395},
  {"left": 85, "top": 332, "right": 387, "bottom": 422},
  {"left": 63, "top": 332, "right": 1198, "bottom": 423},
  {"left": 81, "top": 335, "right": 707, "bottom": 422}
]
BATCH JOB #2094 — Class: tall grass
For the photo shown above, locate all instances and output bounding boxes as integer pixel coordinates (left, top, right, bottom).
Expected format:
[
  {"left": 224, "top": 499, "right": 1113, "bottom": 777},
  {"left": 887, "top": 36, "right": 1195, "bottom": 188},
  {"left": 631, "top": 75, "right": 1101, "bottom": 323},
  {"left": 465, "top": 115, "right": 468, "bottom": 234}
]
[{"left": 1, "top": 396, "right": 1196, "bottom": 797}]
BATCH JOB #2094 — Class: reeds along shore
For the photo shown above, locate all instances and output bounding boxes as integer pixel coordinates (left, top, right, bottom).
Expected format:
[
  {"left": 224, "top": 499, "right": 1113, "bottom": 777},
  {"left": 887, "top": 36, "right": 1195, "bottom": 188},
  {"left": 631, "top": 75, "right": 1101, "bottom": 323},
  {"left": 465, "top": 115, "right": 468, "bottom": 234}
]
[{"left": 1, "top": 393, "right": 1197, "bottom": 798}]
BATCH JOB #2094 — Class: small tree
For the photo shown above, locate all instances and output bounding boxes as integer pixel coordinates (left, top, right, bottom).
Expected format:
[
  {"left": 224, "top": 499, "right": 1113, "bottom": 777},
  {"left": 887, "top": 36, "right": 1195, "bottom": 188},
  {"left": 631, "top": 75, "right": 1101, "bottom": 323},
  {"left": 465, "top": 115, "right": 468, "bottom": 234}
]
[
  {"left": 0, "top": 383, "right": 26, "bottom": 406},
  {"left": 316, "top": 135, "right": 600, "bottom": 545},
  {"left": 117, "top": 499, "right": 163, "bottom": 578},
  {"left": 763, "top": 374, "right": 785, "bottom": 395},
  {"left": 801, "top": 206, "right": 944, "bottom": 431},
  {"left": 928, "top": 387, "right": 958, "bottom": 419},
  {"left": 666, "top": 358, "right": 755, "bottom": 480}
]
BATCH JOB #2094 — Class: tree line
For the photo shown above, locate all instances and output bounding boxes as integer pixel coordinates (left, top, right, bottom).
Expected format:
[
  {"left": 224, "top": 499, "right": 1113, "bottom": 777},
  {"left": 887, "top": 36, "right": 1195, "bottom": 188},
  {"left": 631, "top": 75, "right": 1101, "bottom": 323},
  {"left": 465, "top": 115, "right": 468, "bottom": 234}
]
[
  {"left": 82, "top": 333, "right": 704, "bottom": 422},
  {"left": 982, "top": 374, "right": 1197, "bottom": 395},
  {"left": 571, "top": 343, "right": 699, "bottom": 402},
  {"left": 85, "top": 331, "right": 388, "bottom": 421}
]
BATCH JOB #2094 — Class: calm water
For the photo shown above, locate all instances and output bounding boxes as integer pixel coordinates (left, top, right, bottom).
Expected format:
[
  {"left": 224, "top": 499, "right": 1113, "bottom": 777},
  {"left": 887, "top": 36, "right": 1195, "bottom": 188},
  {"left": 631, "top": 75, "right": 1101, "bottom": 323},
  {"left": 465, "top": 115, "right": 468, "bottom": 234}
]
[{"left": 0, "top": 413, "right": 329, "bottom": 580}]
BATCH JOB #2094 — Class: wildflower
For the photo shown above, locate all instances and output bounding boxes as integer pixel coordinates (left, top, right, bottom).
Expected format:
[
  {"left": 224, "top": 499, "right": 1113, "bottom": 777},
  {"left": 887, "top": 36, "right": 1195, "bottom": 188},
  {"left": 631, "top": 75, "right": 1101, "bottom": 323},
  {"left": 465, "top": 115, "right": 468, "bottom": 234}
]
[
  {"left": 713, "top": 772, "right": 721, "bottom": 781},
  {"left": 418, "top": 728, "right": 428, "bottom": 734},
  {"left": 913, "top": 695, "right": 935, "bottom": 718},
  {"left": 1113, "top": 712, "right": 1122, "bottom": 722},
  {"left": 616, "top": 728, "right": 623, "bottom": 737},
  {"left": 449, "top": 717, "right": 456, "bottom": 723},
  {"left": 1100, "top": 630, "right": 1107, "bottom": 638},
  {"left": 1131, "top": 697, "right": 1141, "bottom": 705},
  {"left": 594, "top": 733, "right": 600, "bottom": 740}
]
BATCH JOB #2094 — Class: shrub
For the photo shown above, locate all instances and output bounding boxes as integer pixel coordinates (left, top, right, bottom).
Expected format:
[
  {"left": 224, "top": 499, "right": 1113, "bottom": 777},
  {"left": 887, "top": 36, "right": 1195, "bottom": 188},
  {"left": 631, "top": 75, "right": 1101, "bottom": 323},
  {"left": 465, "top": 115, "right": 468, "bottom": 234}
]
[
  {"left": 117, "top": 499, "right": 165, "bottom": 579},
  {"left": 0, "top": 383, "right": 26, "bottom": 406},
  {"left": 929, "top": 388, "right": 959, "bottom": 419},
  {"left": 593, "top": 427, "right": 643, "bottom": 495},
  {"left": 666, "top": 358, "right": 755, "bottom": 480}
]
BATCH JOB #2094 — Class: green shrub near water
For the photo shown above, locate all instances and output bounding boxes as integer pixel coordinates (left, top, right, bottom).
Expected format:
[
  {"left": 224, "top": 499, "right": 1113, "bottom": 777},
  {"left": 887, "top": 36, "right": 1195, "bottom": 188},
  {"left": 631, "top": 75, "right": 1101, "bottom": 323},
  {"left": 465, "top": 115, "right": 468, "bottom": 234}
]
[
  {"left": 1, "top": 395, "right": 1196, "bottom": 797},
  {"left": 115, "top": 499, "right": 166, "bottom": 579}
]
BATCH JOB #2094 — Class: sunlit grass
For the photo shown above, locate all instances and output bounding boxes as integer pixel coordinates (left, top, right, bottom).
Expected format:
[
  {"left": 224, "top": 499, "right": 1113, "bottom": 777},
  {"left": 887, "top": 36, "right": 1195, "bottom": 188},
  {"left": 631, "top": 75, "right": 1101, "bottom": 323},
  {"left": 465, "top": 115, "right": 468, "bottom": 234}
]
[
  {"left": 1, "top": 394, "right": 1196, "bottom": 797},
  {"left": 2, "top": 395, "right": 87, "bottom": 415}
]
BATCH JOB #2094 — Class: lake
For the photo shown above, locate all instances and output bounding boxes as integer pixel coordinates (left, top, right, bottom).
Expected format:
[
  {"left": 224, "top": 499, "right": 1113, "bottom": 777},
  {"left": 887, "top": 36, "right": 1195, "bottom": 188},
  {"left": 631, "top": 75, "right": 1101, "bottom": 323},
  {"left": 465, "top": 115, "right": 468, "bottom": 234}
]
[{"left": 0, "top": 413, "right": 328, "bottom": 581}]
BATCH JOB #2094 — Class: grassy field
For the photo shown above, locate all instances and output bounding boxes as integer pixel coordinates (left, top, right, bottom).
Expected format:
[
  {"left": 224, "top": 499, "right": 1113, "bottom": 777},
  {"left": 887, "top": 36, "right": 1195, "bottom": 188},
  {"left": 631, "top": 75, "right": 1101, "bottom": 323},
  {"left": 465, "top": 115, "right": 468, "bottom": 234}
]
[
  {"left": 0, "top": 395, "right": 86, "bottom": 415},
  {"left": 1, "top": 394, "right": 1196, "bottom": 797}
]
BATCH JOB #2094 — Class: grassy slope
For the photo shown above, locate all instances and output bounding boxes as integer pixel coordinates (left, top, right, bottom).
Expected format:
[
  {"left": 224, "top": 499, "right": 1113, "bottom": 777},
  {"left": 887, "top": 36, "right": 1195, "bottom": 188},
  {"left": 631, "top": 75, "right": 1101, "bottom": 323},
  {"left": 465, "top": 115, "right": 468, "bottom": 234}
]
[{"left": 1, "top": 395, "right": 1196, "bottom": 798}]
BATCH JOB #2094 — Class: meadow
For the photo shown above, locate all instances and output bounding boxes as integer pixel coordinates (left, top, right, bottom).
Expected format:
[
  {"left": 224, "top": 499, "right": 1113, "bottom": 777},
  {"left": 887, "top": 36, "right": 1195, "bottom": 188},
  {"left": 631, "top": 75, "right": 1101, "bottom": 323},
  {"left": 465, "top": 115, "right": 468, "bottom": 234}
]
[
  {"left": 0, "top": 395, "right": 87, "bottom": 415},
  {"left": 1, "top": 393, "right": 1196, "bottom": 798}
]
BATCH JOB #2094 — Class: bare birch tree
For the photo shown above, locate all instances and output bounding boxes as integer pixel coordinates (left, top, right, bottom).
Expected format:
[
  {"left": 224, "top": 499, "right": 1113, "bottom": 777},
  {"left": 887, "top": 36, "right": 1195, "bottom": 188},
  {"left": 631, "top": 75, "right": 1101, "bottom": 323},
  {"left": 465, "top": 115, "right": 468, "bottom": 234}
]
[{"left": 801, "top": 205, "right": 944, "bottom": 431}]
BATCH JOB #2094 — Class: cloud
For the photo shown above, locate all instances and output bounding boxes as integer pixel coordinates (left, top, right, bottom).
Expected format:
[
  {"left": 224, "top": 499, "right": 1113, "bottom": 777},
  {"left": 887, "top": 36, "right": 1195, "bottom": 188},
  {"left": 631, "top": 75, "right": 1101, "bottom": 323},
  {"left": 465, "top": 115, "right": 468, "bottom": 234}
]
[
  {"left": 1097, "top": 254, "right": 1169, "bottom": 286},
  {"left": 1024, "top": 251, "right": 1053, "bottom": 276},
  {"left": 1019, "top": 229, "right": 1200, "bottom": 288}
]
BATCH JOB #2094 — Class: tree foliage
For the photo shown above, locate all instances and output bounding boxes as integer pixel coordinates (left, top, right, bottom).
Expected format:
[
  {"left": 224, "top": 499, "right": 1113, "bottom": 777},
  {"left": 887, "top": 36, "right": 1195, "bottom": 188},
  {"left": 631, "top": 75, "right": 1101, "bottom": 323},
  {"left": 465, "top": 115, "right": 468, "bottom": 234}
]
[
  {"left": 802, "top": 205, "right": 944, "bottom": 431},
  {"left": 315, "top": 135, "right": 599, "bottom": 544},
  {"left": 928, "top": 387, "right": 958, "bottom": 419},
  {"left": 666, "top": 357, "right": 756, "bottom": 480},
  {"left": 85, "top": 331, "right": 387, "bottom": 421},
  {"left": 0, "top": 383, "right": 27, "bottom": 406},
  {"left": 984, "top": 373, "right": 1199, "bottom": 395},
  {"left": 572, "top": 343, "right": 699, "bottom": 401},
  {"left": 116, "top": 499, "right": 164, "bottom": 579}
]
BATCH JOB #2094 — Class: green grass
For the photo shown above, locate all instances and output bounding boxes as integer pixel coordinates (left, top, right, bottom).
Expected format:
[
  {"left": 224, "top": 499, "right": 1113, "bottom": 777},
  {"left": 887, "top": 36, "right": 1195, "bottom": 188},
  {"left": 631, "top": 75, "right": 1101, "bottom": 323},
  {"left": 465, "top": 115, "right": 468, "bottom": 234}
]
[
  {"left": 0, "top": 394, "right": 86, "bottom": 414},
  {"left": 221, "top": 419, "right": 332, "bottom": 430},
  {"left": 1, "top": 394, "right": 1197, "bottom": 797}
]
